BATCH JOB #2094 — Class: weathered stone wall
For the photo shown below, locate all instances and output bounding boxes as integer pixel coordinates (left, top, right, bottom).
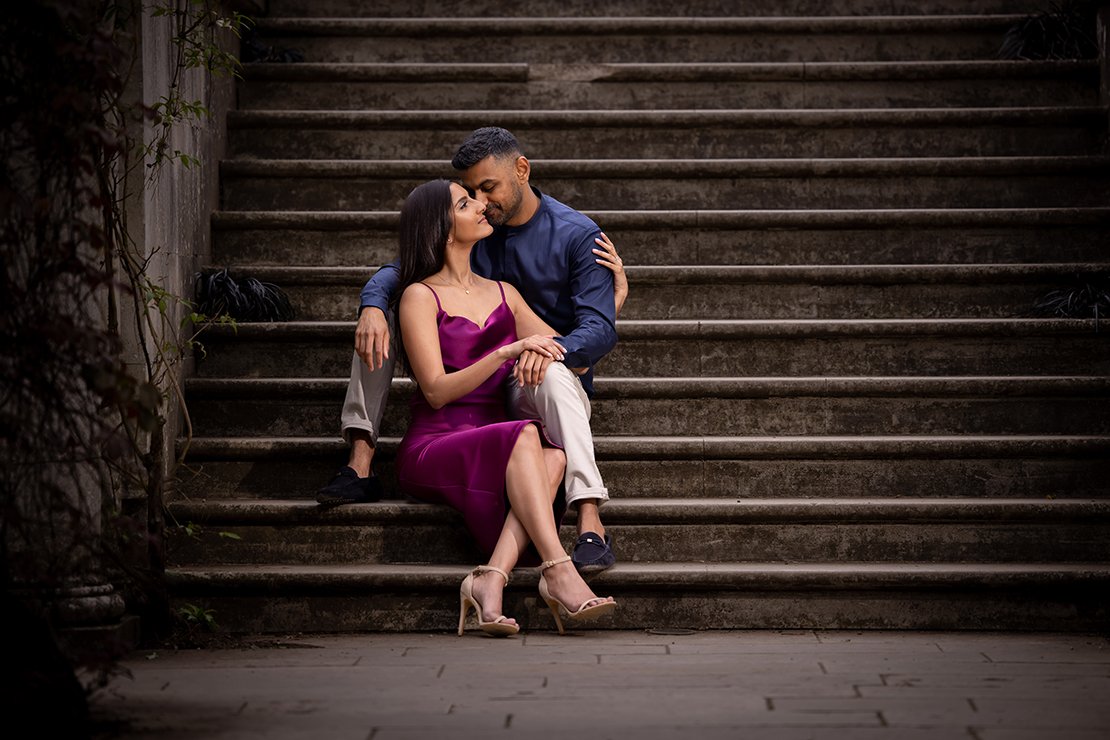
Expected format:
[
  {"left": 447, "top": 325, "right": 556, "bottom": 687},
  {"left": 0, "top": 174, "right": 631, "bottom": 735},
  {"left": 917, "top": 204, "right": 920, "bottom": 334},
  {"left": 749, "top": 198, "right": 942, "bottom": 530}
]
[{"left": 123, "top": 4, "right": 239, "bottom": 488}]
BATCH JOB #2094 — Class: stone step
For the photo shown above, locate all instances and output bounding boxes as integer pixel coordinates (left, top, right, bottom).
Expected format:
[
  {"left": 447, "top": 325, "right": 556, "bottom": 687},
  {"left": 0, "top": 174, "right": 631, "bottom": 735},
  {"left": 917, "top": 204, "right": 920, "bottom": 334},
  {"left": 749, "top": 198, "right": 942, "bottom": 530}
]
[
  {"left": 227, "top": 107, "right": 1108, "bottom": 159},
  {"left": 263, "top": 1, "right": 1049, "bottom": 19},
  {"left": 191, "top": 319, "right": 1109, "bottom": 378},
  {"left": 237, "top": 61, "right": 1098, "bottom": 110},
  {"left": 185, "top": 376, "right": 1110, "bottom": 437},
  {"left": 220, "top": 156, "right": 1110, "bottom": 211},
  {"left": 211, "top": 207, "right": 1110, "bottom": 267},
  {"left": 178, "top": 435, "right": 1110, "bottom": 502},
  {"left": 165, "top": 498, "right": 1110, "bottom": 566},
  {"left": 165, "top": 562, "right": 1110, "bottom": 631},
  {"left": 252, "top": 15, "right": 1023, "bottom": 64},
  {"left": 614, "top": 319, "right": 1110, "bottom": 377},
  {"left": 236, "top": 264, "right": 1108, "bottom": 321}
]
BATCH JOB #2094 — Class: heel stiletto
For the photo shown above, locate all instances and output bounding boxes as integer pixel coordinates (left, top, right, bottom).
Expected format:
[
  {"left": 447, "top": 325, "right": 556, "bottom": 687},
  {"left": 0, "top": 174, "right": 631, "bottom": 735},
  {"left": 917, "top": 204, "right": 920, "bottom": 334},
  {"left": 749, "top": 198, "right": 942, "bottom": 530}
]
[
  {"left": 537, "top": 555, "right": 617, "bottom": 635},
  {"left": 458, "top": 565, "right": 519, "bottom": 637}
]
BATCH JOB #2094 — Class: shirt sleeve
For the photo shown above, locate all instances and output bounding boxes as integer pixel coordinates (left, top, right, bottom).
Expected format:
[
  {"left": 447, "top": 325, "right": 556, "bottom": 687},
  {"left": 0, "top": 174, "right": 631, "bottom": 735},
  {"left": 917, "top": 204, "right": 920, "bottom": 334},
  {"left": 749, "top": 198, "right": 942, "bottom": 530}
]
[
  {"left": 358, "top": 260, "right": 400, "bottom": 316},
  {"left": 556, "top": 229, "right": 618, "bottom": 368}
]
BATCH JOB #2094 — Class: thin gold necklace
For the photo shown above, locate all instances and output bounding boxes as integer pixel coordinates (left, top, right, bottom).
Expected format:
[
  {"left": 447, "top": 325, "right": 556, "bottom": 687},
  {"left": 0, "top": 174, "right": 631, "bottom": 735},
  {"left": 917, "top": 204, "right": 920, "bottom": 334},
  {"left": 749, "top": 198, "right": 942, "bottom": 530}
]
[{"left": 434, "top": 275, "right": 474, "bottom": 294}]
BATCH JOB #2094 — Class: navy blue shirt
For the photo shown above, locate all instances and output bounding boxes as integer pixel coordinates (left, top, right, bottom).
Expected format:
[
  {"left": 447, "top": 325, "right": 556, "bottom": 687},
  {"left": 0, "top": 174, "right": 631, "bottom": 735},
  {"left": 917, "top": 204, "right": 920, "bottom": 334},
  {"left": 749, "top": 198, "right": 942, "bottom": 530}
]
[{"left": 359, "top": 187, "right": 617, "bottom": 395}]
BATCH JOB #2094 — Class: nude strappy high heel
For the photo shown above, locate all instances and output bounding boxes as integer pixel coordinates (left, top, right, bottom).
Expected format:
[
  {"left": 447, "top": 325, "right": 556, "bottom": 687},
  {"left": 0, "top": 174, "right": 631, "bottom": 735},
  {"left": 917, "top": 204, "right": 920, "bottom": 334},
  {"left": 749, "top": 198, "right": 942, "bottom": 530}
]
[
  {"left": 537, "top": 555, "right": 617, "bottom": 634},
  {"left": 458, "top": 565, "right": 519, "bottom": 637}
]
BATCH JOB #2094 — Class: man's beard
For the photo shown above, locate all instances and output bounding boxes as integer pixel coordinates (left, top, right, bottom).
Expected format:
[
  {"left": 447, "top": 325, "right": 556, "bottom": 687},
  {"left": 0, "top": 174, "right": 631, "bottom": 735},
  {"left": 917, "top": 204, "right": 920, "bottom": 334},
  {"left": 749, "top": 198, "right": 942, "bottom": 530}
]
[{"left": 483, "top": 184, "right": 523, "bottom": 226}]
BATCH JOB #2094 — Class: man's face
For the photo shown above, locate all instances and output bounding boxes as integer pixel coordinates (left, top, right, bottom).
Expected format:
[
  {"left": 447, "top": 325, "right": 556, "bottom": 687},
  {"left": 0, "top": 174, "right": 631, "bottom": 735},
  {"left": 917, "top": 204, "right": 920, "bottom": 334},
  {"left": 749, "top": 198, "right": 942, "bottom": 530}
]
[{"left": 461, "top": 154, "right": 525, "bottom": 227}]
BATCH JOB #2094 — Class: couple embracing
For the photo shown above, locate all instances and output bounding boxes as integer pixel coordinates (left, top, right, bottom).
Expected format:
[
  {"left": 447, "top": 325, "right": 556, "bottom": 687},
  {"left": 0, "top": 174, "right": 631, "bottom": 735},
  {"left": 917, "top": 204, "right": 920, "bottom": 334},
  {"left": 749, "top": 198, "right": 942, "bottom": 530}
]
[{"left": 316, "top": 128, "right": 629, "bottom": 636}]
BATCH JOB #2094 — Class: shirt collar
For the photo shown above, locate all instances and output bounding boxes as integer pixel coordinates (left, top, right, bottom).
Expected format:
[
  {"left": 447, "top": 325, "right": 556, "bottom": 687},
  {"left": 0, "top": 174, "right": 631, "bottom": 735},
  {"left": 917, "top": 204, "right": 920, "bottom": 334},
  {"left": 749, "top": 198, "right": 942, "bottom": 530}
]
[{"left": 504, "top": 185, "right": 545, "bottom": 234}]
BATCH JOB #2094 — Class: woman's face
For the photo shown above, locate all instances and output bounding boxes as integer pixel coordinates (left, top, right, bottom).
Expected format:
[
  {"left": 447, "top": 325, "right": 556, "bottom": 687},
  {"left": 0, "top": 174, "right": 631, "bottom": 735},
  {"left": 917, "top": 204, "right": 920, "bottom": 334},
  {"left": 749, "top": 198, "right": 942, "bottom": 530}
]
[{"left": 447, "top": 182, "right": 493, "bottom": 246}]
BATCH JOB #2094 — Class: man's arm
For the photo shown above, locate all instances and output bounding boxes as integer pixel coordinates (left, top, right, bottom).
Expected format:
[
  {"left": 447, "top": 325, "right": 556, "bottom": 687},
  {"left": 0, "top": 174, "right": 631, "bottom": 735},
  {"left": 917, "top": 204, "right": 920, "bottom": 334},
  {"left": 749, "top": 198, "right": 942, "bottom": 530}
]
[
  {"left": 359, "top": 261, "right": 400, "bottom": 314},
  {"left": 557, "top": 230, "right": 618, "bottom": 369},
  {"left": 355, "top": 261, "right": 400, "bottom": 371}
]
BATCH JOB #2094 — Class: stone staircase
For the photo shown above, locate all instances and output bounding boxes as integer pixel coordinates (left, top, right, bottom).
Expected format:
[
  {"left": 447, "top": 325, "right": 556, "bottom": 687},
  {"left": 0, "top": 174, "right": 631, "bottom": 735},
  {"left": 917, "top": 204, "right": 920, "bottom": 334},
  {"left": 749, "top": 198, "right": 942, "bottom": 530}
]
[{"left": 173, "top": 0, "right": 1110, "bottom": 632}]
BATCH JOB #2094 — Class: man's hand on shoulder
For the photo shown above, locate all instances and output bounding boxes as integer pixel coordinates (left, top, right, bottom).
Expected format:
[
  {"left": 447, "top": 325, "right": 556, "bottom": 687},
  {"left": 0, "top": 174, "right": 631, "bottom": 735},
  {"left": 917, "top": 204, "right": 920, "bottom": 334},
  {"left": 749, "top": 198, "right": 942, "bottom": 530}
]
[{"left": 356, "top": 306, "right": 390, "bottom": 371}]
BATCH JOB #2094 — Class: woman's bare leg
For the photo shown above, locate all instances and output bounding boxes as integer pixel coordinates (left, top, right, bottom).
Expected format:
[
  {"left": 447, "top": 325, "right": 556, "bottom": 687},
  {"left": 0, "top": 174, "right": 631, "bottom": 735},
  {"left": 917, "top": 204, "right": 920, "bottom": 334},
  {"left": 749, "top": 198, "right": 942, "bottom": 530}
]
[
  {"left": 503, "top": 426, "right": 611, "bottom": 612},
  {"left": 471, "top": 444, "right": 567, "bottom": 623},
  {"left": 543, "top": 447, "right": 566, "bottom": 497}
]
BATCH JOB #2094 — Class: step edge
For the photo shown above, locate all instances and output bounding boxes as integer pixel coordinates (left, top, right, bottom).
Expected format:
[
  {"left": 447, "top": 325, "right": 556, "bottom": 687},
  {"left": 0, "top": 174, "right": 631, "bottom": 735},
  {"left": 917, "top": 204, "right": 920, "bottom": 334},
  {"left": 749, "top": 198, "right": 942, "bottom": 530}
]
[
  {"left": 197, "top": 317, "right": 1109, "bottom": 339},
  {"left": 254, "top": 15, "right": 1026, "bottom": 38},
  {"left": 184, "top": 375, "right": 1110, "bottom": 399},
  {"left": 211, "top": 207, "right": 1110, "bottom": 230},
  {"left": 228, "top": 262, "right": 1110, "bottom": 285},
  {"left": 166, "top": 561, "right": 1110, "bottom": 594},
  {"left": 240, "top": 59, "right": 1099, "bottom": 82},
  {"left": 166, "top": 496, "right": 1110, "bottom": 526},
  {"left": 219, "top": 154, "right": 1110, "bottom": 178},
  {"left": 181, "top": 434, "right": 1110, "bottom": 461}
]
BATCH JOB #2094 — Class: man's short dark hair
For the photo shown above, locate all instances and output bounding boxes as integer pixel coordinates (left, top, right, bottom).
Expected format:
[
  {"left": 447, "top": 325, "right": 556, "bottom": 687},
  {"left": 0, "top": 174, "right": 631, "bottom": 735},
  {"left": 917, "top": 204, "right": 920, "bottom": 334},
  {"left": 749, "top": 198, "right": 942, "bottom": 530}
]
[{"left": 451, "top": 127, "right": 522, "bottom": 170}]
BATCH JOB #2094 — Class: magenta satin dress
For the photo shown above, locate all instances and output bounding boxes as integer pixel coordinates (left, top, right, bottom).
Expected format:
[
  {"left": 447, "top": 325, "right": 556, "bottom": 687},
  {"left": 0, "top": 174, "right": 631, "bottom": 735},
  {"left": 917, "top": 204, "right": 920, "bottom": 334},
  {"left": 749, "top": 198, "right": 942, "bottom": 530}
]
[{"left": 396, "top": 282, "right": 564, "bottom": 562}]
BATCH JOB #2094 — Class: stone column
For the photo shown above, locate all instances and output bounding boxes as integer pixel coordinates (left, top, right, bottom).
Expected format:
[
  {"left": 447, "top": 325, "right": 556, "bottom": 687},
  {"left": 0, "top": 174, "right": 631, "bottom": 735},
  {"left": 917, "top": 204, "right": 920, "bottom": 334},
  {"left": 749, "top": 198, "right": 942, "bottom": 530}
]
[{"left": 1099, "top": 3, "right": 1110, "bottom": 115}]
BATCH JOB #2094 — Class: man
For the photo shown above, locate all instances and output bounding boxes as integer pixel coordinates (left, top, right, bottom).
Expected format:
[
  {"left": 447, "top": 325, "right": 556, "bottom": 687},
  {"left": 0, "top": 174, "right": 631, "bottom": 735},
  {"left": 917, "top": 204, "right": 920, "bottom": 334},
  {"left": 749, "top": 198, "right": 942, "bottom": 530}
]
[{"left": 316, "top": 127, "right": 623, "bottom": 573}]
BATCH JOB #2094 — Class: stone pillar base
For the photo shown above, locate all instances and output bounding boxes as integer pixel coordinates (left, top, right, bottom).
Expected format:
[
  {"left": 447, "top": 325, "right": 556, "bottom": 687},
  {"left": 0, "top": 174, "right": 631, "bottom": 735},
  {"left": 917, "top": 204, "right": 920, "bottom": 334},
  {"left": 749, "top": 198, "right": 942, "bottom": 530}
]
[
  {"left": 57, "top": 615, "right": 143, "bottom": 665},
  {"left": 9, "top": 579, "right": 135, "bottom": 665}
]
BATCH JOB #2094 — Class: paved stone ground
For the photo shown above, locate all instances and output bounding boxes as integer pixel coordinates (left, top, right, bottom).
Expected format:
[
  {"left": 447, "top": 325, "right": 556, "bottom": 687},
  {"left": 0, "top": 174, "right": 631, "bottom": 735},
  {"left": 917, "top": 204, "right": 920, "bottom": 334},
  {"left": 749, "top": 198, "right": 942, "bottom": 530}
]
[{"left": 90, "top": 630, "right": 1110, "bottom": 739}]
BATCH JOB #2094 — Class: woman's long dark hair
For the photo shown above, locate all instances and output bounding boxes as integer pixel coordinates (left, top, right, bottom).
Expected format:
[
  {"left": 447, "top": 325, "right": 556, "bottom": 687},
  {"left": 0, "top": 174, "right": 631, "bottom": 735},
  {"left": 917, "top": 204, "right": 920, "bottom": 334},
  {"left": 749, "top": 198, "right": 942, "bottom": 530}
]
[{"left": 389, "top": 179, "right": 454, "bottom": 375}]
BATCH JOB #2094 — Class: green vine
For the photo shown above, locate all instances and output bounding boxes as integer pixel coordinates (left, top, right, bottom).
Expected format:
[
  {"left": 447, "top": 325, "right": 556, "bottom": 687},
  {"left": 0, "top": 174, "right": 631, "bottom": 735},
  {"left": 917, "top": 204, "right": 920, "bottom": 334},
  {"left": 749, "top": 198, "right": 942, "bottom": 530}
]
[
  {"left": 142, "top": 1, "right": 249, "bottom": 171},
  {"left": 95, "top": 2, "right": 248, "bottom": 621}
]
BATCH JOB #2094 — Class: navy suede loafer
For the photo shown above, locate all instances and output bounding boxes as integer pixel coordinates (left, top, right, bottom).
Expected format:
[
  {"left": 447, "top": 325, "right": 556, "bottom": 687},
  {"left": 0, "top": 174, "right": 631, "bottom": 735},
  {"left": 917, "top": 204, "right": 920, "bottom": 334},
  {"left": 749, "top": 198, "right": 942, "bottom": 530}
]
[
  {"left": 571, "top": 531, "right": 615, "bottom": 574},
  {"left": 315, "top": 466, "right": 383, "bottom": 506}
]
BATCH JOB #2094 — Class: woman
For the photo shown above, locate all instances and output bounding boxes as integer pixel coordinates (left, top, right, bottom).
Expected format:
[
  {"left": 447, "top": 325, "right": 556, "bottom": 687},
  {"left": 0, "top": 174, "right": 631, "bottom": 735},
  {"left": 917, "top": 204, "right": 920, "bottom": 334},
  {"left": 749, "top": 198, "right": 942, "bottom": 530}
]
[{"left": 393, "top": 179, "right": 618, "bottom": 636}]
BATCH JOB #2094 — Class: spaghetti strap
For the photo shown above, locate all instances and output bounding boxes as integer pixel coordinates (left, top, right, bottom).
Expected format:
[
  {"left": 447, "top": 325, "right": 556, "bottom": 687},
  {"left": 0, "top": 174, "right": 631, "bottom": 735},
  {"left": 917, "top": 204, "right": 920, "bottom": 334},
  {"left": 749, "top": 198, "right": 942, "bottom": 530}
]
[
  {"left": 419, "top": 282, "right": 443, "bottom": 311},
  {"left": 495, "top": 280, "right": 507, "bottom": 304}
]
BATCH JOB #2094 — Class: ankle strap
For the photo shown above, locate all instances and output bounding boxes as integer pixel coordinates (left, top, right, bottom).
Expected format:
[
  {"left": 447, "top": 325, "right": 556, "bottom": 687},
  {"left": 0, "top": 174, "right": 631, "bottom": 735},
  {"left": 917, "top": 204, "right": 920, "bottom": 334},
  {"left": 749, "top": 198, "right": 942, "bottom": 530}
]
[
  {"left": 538, "top": 555, "right": 571, "bottom": 572},
  {"left": 473, "top": 564, "right": 511, "bottom": 584}
]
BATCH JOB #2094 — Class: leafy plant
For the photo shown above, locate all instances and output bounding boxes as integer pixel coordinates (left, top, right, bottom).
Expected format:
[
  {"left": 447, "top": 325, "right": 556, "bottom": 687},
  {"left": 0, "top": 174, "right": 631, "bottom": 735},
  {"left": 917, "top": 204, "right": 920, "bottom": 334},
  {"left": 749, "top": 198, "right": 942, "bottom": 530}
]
[
  {"left": 178, "top": 603, "right": 218, "bottom": 632},
  {"left": 195, "top": 268, "right": 295, "bottom": 322},
  {"left": 999, "top": 1, "right": 1098, "bottom": 60},
  {"left": 1033, "top": 274, "right": 1110, "bottom": 327}
]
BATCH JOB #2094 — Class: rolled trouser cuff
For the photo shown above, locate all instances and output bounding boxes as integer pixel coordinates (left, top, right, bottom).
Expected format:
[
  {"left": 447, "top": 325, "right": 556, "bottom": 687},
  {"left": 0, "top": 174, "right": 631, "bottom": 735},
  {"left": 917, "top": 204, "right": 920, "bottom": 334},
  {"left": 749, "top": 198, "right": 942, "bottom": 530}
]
[
  {"left": 339, "top": 351, "right": 392, "bottom": 446},
  {"left": 341, "top": 421, "right": 379, "bottom": 447},
  {"left": 565, "top": 485, "right": 610, "bottom": 508}
]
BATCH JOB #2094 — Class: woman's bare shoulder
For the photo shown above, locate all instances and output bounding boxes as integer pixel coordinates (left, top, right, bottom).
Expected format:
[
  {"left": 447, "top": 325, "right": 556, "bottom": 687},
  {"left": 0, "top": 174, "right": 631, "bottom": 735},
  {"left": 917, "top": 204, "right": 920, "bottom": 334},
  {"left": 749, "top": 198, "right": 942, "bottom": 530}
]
[
  {"left": 401, "top": 281, "right": 436, "bottom": 303},
  {"left": 500, "top": 281, "right": 525, "bottom": 302}
]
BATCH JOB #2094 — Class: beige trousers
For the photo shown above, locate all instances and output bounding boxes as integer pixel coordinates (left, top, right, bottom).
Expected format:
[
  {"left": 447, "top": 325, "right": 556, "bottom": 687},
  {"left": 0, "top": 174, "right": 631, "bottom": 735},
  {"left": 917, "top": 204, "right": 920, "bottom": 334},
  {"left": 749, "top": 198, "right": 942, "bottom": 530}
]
[{"left": 339, "top": 353, "right": 608, "bottom": 507}]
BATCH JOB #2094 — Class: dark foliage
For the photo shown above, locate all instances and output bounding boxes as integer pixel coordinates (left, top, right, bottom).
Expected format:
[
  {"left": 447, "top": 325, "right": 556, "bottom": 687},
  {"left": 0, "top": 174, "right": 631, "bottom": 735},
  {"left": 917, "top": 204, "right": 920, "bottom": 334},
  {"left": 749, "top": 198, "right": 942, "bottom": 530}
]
[
  {"left": 999, "top": 1, "right": 1098, "bottom": 60},
  {"left": 1, "top": 593, "right": 90, "bottom": 738},
  {"left": 195, "top": 268, "right": 295, "bottom": 322},
  {"left": 1, "top": 0, "right": 143, "bottom": 729},
  {"left": 239, "top": 27, "right": 304, "bottom": 63},
  {"left": 1033, "top": 274, "right": 1110, "bottom": 322}
]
